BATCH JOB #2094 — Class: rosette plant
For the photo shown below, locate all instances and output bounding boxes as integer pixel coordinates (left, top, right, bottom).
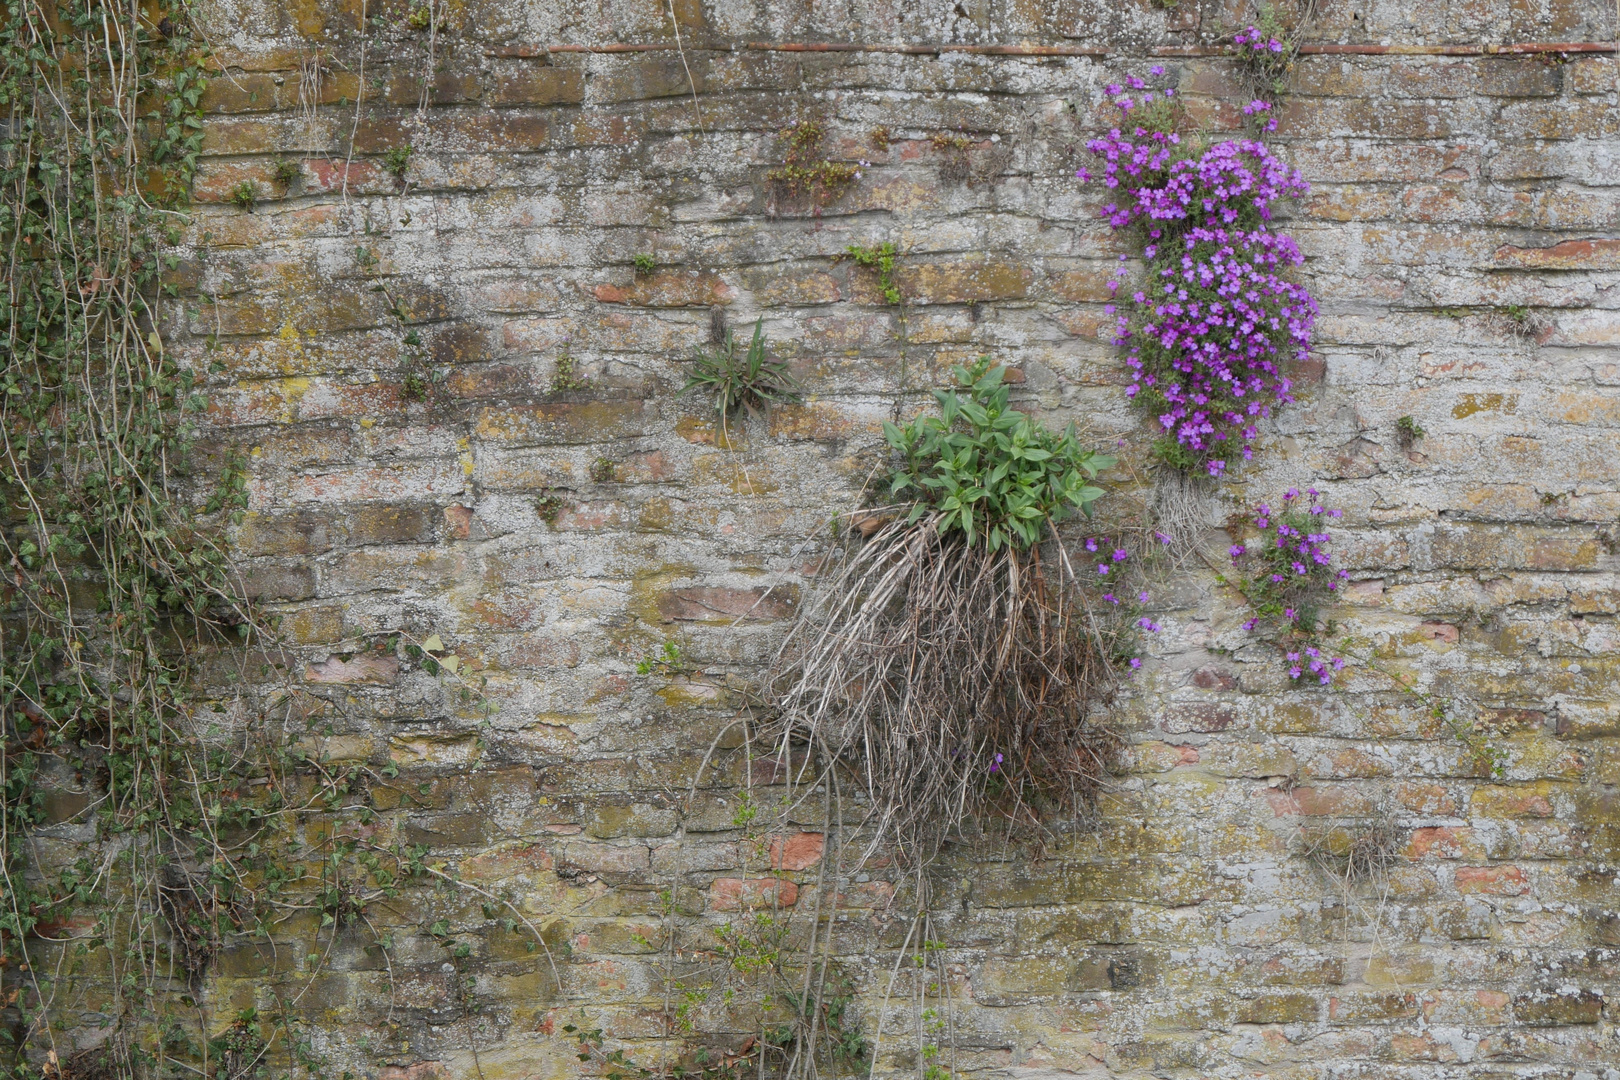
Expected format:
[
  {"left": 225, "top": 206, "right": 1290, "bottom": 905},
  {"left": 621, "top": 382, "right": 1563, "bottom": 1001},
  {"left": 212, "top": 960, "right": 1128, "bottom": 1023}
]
[{"left": 770, "top": 361, "right": 1128, "bottom": 858}]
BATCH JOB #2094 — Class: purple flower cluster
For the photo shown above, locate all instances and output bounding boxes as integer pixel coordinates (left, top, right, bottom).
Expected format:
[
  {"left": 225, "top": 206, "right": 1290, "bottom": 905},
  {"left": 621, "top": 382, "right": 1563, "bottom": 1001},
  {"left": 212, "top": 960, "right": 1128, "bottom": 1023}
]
[
  {"left": 1234, "top": 25, "right": 1284, "bottom": 54},
  {"left": 1228, "top": 489, "right": 1349, "bottom": 684},
  {"left": 1079, "top": 73, "right": 1316, "bottom": 475}
]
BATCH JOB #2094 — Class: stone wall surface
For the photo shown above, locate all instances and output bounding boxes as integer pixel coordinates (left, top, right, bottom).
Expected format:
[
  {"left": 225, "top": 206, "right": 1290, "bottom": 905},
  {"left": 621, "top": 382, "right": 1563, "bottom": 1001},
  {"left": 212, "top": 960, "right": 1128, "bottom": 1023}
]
[{"left": 172, "top": 0, "right": 1620, "bottom": 1075}]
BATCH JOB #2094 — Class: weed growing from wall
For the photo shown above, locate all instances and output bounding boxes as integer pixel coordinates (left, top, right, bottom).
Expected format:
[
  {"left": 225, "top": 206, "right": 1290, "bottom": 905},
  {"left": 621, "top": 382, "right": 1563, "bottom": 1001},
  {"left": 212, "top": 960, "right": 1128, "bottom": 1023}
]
[
  {"left": 771, "top": 361, "right": 1130, "bottom": 857},
  {"left": 1223, "top": 489, "right": 1348, "bottom": 682},
  {"left": 0, "top": 7, "right": 555, "bottom": 1077},
  {"left": 843, "top": 243, "right": 902, "bottom": 305},
  {"left": 681, "top": 318, "right": 802, "bottom": 441},
  {"left": 766, "top": 120, "right": 858, "bottom": 213}
]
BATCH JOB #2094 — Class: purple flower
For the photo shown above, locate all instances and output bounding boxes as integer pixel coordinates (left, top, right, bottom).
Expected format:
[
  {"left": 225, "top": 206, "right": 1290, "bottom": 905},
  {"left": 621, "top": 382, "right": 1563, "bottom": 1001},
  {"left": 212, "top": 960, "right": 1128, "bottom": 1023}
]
[
  {"left": 1129, "top": 657, "right": 1142, "bottom": 669},
  {"left": 1113, "top": 548, "right": 1129, "bottom": 561},
  {"left": 1085, "top": 538, "right": 1098, "bottom": 552},
  {"left": 1229, "top": 543, "right": 1246, "bottom": 558}
]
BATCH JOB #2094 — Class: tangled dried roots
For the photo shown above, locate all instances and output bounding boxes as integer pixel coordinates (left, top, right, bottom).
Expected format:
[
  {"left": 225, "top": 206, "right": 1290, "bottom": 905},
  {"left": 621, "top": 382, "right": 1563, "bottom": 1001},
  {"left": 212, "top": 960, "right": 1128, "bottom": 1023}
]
[
  {"left": 1296, "top": 804, "right": 1402, "bottom": 893},
  {"left": 770, "top": 513, "right": 1122, "bottom": 859}
]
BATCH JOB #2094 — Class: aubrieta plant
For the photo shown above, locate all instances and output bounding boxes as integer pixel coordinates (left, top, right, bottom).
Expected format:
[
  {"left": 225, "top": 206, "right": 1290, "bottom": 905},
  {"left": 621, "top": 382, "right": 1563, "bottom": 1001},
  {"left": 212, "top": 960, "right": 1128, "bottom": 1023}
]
[
  {"left": 885, "top": 360, "right": 1113, "bottom": 550},
  {"left": 1079, "top": 69, "right": 1317, "bottom": 477},
  {"left": 1226, "top": 488, "right": 1349, "bottom": 684}
]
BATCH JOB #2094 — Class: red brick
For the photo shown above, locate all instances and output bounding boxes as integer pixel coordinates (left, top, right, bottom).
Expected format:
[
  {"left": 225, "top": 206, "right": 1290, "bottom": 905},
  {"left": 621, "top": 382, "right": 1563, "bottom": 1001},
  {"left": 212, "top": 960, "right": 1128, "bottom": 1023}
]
[
  {"left": 1454, "top": 864, "right": 1529, "bottom": 895},
  {"left": 1494, "top": 238, "right": 1620, "bottom": 270},
  {"left": 655, "top": 586, "right": 798, "bottom": 623},
  {"left": 708, "top": 877, "right": 797, "bottom": 911},
  {"left": 306, "top": 654, "right": 399, "bottom": 685},
  {"left": 768, "top": 832, "right": 824, "bottom": 871}
]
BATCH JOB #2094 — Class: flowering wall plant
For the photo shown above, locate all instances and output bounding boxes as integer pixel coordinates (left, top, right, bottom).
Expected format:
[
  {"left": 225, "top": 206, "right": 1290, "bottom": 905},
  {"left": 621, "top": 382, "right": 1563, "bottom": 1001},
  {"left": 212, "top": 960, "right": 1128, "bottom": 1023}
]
[
  {"left": 1225, "top": 488, "right": 1348, "bottom": 683},
  {"left": 1078, "top": 65, "right": 1317, "bottom": 477}
]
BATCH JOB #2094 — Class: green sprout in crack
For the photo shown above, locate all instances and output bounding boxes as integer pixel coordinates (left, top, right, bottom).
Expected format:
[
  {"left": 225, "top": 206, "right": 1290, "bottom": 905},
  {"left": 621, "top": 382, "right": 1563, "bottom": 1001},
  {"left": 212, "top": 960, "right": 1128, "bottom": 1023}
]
[
  {"left": 843, "top": 242, "right": 901, "bottom": 305},
  {"left": 382, "top": 144, "right": 413, "bottom": 180},
  {"left": 229, "top": 180, "right": 257, "bottom": 210}
]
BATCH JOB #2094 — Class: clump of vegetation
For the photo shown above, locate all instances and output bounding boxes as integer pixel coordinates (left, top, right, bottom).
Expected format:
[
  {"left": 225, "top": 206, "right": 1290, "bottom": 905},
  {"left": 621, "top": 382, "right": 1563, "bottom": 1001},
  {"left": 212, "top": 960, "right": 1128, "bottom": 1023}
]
[
  {"left": 1231, "top": 4, "right": 1303, "bottom": 100},
  {"left": 1396, "top": 415, "right": 1424, "bottom": 448},
  {"left": 1079, "top": 69, "right": 1314, "bottom": 477},
  {"left": 1224, "top": 488, "right": 1349, "bottom": 684},
  {"left": 407, "top": 4, "right": 432, "bottom": 29},
  {"left": 632, "top": 252, "right": 657, "bottom": 275},
  {"left": 843, "top": 242, "right": 901, "bottom": 305},
  {"left": 1296, "top": 804, "right": 1402, "bottom": 893},
  {"left": 382, "top": 143, "right": 413, "bottom": 179},
  {"left": 634, "top": 641, "right": 689, "bottom": 677},
  {"left": 535, "top": 490, "right": 569, "bottom": 526},
  {"left": 591, "top": 456, "right": 617, "bottom": 483},
  {"left": 870, "top": 126, "right": 891, "bottom": 151},
  {"left": 765, "top": 119, "right": 858, "bottom": 211},
  {"left": 229, "top": 179, "right": 257, "bottom": 209},
  {"left": 551, "top": 346, "right": 589, "bottom": 392},
  {"left": 771, "top": 360, "right": 1124, "bottom": 857},
  {"left": 271, "top": 157, "right": 301, "bottom": 187},
  {"left": 680, "top": 317, "right": 801, "bottom": 438}
]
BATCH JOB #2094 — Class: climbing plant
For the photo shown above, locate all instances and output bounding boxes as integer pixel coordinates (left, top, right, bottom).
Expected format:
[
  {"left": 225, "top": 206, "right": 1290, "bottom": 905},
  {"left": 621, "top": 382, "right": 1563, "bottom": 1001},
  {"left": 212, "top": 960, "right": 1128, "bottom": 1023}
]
[{"left": 0, "top": 5, "right": 555, "bottom": 1079}]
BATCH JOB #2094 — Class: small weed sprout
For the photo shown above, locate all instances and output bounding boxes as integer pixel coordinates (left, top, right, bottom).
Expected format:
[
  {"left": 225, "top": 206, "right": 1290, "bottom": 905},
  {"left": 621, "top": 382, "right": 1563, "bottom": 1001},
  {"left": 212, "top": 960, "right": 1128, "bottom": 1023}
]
[
  {"left": 1231, "top": 4, "right": 1302, "bottom": 101},
  {"left": 1396, "top": 415, "right": 1424, "bottom": 448},
  {"left": 534, "top": 490, "right": 568, "bottom": 526},
  {"left": 766, "top": 119, "right": 858, "bottom": 211},
  {"left": 632, "top": 253, "right": 656, "bottom": 275},
  {"left": 634, "top": 641, "right": 689, "bottom": 677},
  {"left": 550, "top": 347, "right": 589, "bottom": 392},
  {"left": 406, "top": 5, "right": 432, "bottom": 29},
  {"left": 382, "top": 144, "right": 413, "bottom": 179},
  {"left": 229, "top": 180, "right": 257, "bottom": 210},
  {"left": 870, "top": 126, "right": 891, "bottom": 151},
  {"left": 590, "top": 457, "right": 616, "bottom": 483},
  {"left": 681, "top": 317, "right": 801, "bottom": 439},
  {"left": 271, "top": 158, "right": 301, "bottom": 187},
  {"left": 843, "top": 242, "right": 901, "bottom": 305}
]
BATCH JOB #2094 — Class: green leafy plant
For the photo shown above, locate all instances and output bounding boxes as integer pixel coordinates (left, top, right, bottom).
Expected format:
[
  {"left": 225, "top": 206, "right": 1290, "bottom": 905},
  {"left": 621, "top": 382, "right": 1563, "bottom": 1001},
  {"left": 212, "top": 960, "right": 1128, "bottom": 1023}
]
[
  {"left": 535, "top": 489, "right": 569, "bottom": 526},
  {"left": 382, "top": 143, "right": 413, "bottom": 179},
  {"left": 551, "top": 346, "right": 589, "bottom": 391},
  {"left": 634, "top": 640, "right": 691, "bottom": 677},
  {"left": 681, "top": 317, "right": 802, "bottom": 434},
  {"left": 633, "top": 252, "right": 657, "bottom": 275},
  {"left": 591, "top": 456, "right": 617, "bottom": 482},
  {"left": 407, "top": 4, "right": 432, "bottom": 29},
  {"left": 884, "top": 360, "right": 1111, "bottom": 551},
  {"left": 229, "top": 179, "right": 258, "bottom": 209},
  {"left": 271, "top": 157, "right": 301, "bottom": 186},
  {"left": 1396, "top": 414, "right": 1424, "bottom": 448},
  {"left": 844, "top": 242, "right": 901, "bottom": 305}
]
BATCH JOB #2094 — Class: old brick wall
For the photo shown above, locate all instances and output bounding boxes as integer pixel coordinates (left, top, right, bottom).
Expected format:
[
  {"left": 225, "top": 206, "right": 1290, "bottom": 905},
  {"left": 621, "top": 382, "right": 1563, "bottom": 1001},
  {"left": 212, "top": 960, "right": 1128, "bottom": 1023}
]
[{"left": 183, "top": 0, "right": 1620, "bottom": 1075}]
